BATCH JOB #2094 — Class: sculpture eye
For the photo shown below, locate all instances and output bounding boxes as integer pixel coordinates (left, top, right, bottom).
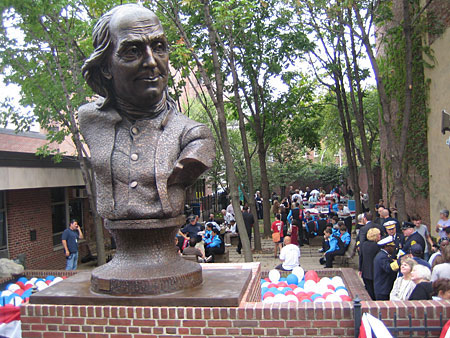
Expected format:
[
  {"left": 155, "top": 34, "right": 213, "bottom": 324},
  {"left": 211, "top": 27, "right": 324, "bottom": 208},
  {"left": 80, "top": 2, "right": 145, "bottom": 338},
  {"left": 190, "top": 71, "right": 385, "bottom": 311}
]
[
  {"left": 152, "top": 42, "right": 167, "bottom": 54},
  {"left": 123, "top": 45, "right": 141, "bottom": 59}
]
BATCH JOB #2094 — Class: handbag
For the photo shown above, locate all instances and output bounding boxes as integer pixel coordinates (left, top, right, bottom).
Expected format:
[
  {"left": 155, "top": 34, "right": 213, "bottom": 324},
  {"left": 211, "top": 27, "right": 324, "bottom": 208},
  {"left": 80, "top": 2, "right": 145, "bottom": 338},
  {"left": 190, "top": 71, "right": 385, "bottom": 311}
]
[{"left": 272, "top": 232, "right": 281, "bottom": 243}]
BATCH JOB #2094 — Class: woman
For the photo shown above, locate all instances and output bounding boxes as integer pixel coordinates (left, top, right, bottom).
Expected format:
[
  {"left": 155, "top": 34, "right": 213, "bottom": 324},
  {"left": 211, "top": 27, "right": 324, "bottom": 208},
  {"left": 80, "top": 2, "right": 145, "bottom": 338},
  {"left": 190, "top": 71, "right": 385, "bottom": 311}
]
[
  {"left": 271, "top": 200, "right": 280, "bottom": 218},
  {"left": 360, "top": 228, "right": 381, "bottom": 300},
  {"left": 390, "top": 258, "right": 417, "bottom": 300},
  {"left": 287, "top": 202, "right": 300, "bottom": 246},
  {"left": 408, "top": 264, "right": 433, "bottom": 300},
  {"left": 431, "top": 245, "right": 450, "bottom": 281},
  {"left": 432, "top": 278, "right": 450, "bottom": 300},
  {"left": 271, "top": 214, "right": 284, "bottom": 258}
]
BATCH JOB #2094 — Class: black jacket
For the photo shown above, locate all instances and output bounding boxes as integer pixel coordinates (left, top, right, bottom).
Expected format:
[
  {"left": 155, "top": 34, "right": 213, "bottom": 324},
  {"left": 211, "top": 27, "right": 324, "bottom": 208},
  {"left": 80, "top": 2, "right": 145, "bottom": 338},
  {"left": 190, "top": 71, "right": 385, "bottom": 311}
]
[{"left": 360, "top": 240, "right": 380, "bottom": 280}]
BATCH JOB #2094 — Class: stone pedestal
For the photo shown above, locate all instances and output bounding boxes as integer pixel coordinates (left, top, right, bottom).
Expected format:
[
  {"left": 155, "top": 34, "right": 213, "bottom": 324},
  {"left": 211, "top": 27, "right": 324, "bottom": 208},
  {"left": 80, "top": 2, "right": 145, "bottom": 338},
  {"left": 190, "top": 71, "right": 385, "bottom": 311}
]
[{"left": 90, "top": 216, "right": 202, "bottom": 296}]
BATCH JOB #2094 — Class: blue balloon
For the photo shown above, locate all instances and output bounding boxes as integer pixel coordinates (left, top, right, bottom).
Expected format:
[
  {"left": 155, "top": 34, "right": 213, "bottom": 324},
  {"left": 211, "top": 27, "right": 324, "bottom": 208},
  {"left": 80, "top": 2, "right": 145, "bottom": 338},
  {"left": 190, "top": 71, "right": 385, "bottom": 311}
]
[
  {"left": 260, "top": 279, "right": 266, "bottom": 284},
  {"left": 279, "top": 277, "right": 287, "bottom": 282},
  {"left": 311, "top": 293, "right": 322, "bottom": 300},
  {"left": 286, "top": 274, "right": 299, "bottom": 285},
  {"left": 301, "top": 299, "right": 312, "bottom": 303},
  {"left": 282, "top": 287, "right": 291, "bottom": 293},
  {"left": 335, "top": 286, "right": 347, "bottom": 292},
  {"left": 17, "top": 277, "right": 28, "bottom": 284},
  {"left": 45, "top": 275, "right": 55, "bottom": 281},
  {"left": 21, "top": 290, "right": 32, "bottom": 300},
  {"left": 298, "top": 280, "right": 305, "bottom": 288},
  {"left": 261, "top": 287, "right": 269, "bottom": 294}
]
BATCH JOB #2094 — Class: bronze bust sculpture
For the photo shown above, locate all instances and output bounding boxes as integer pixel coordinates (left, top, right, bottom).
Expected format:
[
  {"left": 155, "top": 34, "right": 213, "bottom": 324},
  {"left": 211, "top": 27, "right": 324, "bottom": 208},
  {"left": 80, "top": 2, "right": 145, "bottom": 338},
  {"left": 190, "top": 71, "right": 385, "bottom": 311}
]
[{"left": 79, "top": 4, "right": 215, "bottom": 295}]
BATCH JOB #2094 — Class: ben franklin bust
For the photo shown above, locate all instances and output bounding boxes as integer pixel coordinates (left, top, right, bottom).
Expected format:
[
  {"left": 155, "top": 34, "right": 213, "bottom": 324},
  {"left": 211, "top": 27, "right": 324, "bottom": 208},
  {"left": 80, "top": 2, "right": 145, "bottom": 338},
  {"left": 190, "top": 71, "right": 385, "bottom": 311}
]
[
  {"left": 78, "top": 4, "right": 215, "bottom": 295},
  {"left": 79, "top": 4, "right": 214, "bottom": 220}
]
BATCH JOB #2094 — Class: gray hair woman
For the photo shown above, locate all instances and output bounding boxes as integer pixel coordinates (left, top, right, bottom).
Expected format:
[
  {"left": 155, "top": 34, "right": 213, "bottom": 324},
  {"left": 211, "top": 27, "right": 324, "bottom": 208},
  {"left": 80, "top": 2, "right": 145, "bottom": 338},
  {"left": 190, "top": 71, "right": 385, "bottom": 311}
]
[
  {"left": 408, "top": 264, "right": 433, "bottom": 300},
  {"left": 390, "top": 258, "right": 416, "bottom": 300}
]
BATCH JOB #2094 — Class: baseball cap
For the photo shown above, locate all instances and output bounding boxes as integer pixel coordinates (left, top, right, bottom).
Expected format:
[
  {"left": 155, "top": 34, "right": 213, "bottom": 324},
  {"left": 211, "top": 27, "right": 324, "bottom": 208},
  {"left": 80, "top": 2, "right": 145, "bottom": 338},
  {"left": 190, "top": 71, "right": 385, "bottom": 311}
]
[
  {"left": 410, "top": 243, "right": 423, "bottom": 256},
  {"left": 401, "top": 221, "right": 415, "bottom": 230}
]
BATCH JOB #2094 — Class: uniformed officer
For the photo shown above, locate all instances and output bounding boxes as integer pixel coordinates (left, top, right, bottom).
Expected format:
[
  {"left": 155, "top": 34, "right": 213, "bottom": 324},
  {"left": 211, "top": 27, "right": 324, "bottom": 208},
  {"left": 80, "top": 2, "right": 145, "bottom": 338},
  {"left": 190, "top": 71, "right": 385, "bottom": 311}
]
[
  {"left": 373, "top": 236, "right": 399, "bottom": 300},
  {"left": 401, "top": 221, "right": 425, "bottom": 256},
  {"left": 383, "top": 220, "right": 403, "bottom": 252}
]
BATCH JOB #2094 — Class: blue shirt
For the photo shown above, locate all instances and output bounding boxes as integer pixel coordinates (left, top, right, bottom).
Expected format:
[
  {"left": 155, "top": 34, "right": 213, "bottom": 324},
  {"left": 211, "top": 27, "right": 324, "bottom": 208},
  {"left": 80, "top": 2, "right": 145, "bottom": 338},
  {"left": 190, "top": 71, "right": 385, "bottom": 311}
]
[
  {"left": 62, "top": 229, "right": 79, "bottom": 253},
  {"left": 340, "top": 232, "right": 351, "bottom": 246},
  {"left": 206, "top": 235, "right": 221, "bottom": 248},
  {"left": 325, "top": 236, "right": 339, "bottom": 254}
]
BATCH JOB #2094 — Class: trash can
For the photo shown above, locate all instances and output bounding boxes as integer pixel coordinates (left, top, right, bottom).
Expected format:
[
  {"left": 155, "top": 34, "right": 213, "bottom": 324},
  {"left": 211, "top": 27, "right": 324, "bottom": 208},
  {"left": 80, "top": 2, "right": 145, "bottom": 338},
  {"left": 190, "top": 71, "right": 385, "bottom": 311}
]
[{"left": 191, "top": 203, "right": 201, "bottom": 217}]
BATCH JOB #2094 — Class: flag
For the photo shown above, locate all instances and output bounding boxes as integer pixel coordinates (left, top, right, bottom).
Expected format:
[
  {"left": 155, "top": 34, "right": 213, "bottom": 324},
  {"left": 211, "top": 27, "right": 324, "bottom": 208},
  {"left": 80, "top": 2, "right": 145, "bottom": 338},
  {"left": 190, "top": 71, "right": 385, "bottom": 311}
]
[
  {"left": 0, "top": 305, "right": 21, "bottom": 338},
  {"left": 440, "top": 319, "right": 450, "bottom": 338}
]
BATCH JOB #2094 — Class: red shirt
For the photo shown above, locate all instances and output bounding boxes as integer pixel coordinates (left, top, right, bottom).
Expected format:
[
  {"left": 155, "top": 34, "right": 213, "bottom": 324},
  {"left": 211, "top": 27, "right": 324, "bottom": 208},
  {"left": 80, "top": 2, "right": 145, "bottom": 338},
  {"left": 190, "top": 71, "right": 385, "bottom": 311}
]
[{"left": 271, "top": 220, "right": 284, "bottom": 237}]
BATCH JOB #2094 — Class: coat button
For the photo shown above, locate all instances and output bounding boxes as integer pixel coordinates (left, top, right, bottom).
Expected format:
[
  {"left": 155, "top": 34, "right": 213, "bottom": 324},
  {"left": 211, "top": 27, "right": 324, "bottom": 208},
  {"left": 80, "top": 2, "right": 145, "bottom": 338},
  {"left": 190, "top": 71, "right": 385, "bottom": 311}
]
[
  {"left": 131, "top": 153, "right": 139, "bottom": 161},
  {"left": 130, "top": 181, "right": 138, "bottom": 188},
  {"left": 131, "top": 127, "right": 139, "bottom": 135}
]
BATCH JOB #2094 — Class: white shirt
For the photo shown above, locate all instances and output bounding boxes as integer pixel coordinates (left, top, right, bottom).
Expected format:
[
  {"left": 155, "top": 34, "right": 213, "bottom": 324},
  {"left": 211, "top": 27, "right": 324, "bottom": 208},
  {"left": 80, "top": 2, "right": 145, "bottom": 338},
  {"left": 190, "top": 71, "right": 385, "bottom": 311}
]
[
  {"left": 280, "top": 244, "right": 301, "bottom": 270},
  {"left": 338, "top": 206, "right": 350, "bottom": 217}
]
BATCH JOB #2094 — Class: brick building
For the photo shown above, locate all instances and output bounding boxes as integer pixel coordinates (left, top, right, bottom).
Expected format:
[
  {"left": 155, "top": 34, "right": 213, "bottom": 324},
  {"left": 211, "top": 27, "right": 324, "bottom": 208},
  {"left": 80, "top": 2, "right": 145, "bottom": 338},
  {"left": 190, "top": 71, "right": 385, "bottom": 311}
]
[{"left": 0, "top": 128, "right": 91, "bottom": 269}]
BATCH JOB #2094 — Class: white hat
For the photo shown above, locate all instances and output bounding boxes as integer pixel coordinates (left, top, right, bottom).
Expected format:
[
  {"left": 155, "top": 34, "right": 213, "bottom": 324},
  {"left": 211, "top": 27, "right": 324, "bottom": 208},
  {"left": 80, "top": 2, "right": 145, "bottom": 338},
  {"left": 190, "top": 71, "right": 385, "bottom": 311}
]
[{"left": 377, "top": 235, "right": 395, "bottom": 246}]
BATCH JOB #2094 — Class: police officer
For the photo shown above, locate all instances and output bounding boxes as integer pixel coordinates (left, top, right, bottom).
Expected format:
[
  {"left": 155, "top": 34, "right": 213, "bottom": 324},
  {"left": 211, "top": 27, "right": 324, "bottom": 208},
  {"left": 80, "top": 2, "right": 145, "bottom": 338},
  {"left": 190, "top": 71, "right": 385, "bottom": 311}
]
[
  {"left": 383, "top": 220, "right": 403, "bottom": 252},
  {"left": 401, "top": 221, "right": 425, "bottom": 256},
  {"left": 373, "top": 236, "right": 399, "bottom": 300}
]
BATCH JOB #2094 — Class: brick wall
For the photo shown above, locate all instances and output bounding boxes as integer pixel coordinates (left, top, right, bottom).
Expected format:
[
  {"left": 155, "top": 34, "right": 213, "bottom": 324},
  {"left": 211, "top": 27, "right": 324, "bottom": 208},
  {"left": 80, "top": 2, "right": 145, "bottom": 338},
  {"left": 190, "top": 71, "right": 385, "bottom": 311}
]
[
  {"left": 6, "top": 189, "right": 88, "bottom": 270},
  {"left": 18, "top": 266, "right": 450, "bottom": 338},
  {"left": 20, "top": 299, "right": 450, "bottom": 338}
]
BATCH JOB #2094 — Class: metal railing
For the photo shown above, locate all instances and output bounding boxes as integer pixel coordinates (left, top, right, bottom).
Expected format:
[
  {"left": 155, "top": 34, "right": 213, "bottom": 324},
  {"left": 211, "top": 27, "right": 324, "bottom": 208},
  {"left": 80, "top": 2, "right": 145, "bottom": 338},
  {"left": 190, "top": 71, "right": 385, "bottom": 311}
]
[{"left": 353, "top": 297, "right": 445, "bottom": 338}]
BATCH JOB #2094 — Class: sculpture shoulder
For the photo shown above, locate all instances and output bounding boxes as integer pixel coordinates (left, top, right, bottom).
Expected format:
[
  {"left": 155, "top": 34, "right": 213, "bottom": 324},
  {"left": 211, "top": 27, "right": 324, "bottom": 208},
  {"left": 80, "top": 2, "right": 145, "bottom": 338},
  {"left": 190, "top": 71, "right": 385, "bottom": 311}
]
[{"left": 169, "top": 111, "right": 213, "bottom": 140}]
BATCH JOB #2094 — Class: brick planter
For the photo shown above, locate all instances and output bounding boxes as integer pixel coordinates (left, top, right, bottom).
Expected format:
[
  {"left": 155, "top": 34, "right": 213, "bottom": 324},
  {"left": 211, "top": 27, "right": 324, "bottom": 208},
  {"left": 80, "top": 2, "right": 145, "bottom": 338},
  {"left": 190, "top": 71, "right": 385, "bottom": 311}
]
[{"left": 17, "top": 264, "right": 450, "bottom": 337}]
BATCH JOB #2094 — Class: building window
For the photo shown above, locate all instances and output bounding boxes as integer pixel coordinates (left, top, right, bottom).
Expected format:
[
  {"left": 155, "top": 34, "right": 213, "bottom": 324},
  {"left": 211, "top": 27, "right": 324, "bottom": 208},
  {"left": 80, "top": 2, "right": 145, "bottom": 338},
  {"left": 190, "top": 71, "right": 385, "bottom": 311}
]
[
  {"left": 0, "top": 191, "right": 7, "bottom": 250},
  {"left": 51, "top": 187, "right": 67, "bottom": 246}
]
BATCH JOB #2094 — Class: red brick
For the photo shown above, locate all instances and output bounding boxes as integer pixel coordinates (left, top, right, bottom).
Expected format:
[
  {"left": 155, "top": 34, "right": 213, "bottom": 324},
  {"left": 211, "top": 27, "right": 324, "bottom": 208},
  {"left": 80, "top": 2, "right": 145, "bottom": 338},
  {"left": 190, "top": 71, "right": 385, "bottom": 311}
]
[
  {"left": 208, "top": 320, "right": 232, "bottom": 327},
  {"left": 183, "top": 320, "right": 206, "bottom": 327},
  {"left": 86, "top": 319, "right": 107, "bottom": 325},
  {"left": 233, "top": 320, "right": 259, "bottom": 327},
  {"left": 108, "top": 319, "right": 131, "bottom": 326},
  {"left": 132, "top": 319, "right": 156, "bottom": 326},
  {"left": 64, "top": 318, "right": 84, "bottom": 325},
  {"left": 158, "top": 319, "right": 180, "bottom": 326},
  {"left": 42, "top": 317, "right": 63, "bottom": 324},
  {"left": 260, "top": 320, "right": 284, "bottom": 328}
]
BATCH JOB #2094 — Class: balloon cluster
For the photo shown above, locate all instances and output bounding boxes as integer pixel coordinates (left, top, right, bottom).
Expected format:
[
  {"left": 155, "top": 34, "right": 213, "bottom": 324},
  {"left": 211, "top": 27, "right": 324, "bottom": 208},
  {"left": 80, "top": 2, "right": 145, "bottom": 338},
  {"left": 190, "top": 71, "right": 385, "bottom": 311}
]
[
  {"left": 261, "top": 267, "right": 352, "bottom": 303},
  {"left": 0, "top": 276, "right": 66, "bottom": 306}
]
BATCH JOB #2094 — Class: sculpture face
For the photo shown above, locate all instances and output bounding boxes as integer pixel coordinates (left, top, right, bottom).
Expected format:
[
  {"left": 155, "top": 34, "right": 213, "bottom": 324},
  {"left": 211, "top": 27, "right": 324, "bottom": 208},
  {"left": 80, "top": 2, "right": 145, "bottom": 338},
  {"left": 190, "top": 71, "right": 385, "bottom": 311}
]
[{"left": 106, "top": 8, "right": 169, "bottom": 108}]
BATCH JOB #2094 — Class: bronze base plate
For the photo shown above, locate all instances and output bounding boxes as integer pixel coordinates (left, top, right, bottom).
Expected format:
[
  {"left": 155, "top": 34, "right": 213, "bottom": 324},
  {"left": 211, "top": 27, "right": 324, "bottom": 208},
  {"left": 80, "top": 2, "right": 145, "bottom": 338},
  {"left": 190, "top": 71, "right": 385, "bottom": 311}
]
[{"left": 29, "top": 269, "right": 252, "bottom": 307}]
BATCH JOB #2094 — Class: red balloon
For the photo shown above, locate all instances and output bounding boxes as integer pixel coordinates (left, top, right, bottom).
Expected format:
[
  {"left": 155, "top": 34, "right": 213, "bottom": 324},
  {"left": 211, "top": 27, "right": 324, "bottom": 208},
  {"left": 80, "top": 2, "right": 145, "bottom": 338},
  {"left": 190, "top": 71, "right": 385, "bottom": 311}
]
[
  {"left": 340, "top": 295, "right": 352, "bottom": 301},
  {"left": 15, "top": 282, "right": 25, "bottom": 289},
  {"left": 14, "top": 289, "right": 24, "bottom": 296},
  {"left": 322, "top": 292, "right": 333, "bottom": 298},
  {"left": 267, "top": 283, "right": 277, "bottom": 289},
  {"left": 263, "top": 292, "right": 275, "bottom": 300},
  {"left": 264, "top": 278, "right": 271, "bottom": 282},
  {"left": 288, "top": 284, "right": 298, "bottom": 290},
  {"left": 45, "top": 280, "right": 52, "bottom": 285},
  {"left": 23, "top": 285, "right": 33, "bottom": 291},
  {"left": 304, "top": 270, "right": 319, "bottom": 283},
  {"left": 327, "top": 284, "right": 336, "bottom": 291},
  {"left": 285, "top": 291, "right": 295, "bottom": 296},
  {"left": 277, "top": 282, "right": 288, "bottom": 288},
  {"left": 307, "top": 291, "right": 315, "bottom": 297}
]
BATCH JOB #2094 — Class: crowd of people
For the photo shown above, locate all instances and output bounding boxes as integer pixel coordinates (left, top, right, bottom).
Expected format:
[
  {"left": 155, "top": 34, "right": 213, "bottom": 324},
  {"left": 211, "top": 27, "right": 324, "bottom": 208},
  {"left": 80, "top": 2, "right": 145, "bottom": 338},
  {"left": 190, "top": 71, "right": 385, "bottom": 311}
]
[
  {"left": 356, "top": 207, "right": 450, "bottom": 301},
  {"left": 270, "top": 186, "right": 354, "bottom": 271}
]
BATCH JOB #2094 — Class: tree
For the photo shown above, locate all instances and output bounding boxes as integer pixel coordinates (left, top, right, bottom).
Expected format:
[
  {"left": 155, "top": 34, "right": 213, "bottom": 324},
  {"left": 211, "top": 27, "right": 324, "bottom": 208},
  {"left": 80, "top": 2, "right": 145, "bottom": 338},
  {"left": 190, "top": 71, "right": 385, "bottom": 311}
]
[{"left": 0, "top": 0, "right": 122, "bottom": 266}]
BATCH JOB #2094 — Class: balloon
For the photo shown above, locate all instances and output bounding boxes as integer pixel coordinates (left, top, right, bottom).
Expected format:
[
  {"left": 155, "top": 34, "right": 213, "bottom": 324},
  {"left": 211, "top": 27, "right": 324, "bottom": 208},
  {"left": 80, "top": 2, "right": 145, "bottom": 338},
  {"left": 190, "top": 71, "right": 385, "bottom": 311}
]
[
  {"left": 286, "top": 274, "right": 299, "bottom": 285},
  {"left": 277, "top": 281, "right": 288, "bottom": 288},
  {"left": 304, "top": 270, "right": 319, "bottom": 283},
  {"left": 268, "top": 269, "right": 281, "bottom": 283},
  {"left": 288, "top": 284, "right": 298, "bottom": 290},
  {"left": 17, "top": 277, "right": 27, "bottom": 284},
  {"left": 45, "top": 275, "right": 55, "bottom": 281},
  {"left": 7, "top": 284, "right": 20, "bottom": 292},
  {"left": 340, "top": 295, "right": 352, "bottom": 301},
  {"left": 261, "top": 282, "right": 270, "bottom": 288},
  {"left": 263, "top": 297, "right": 275, "bottom": 304},
  {"left": 286, "top": 295, "right": 299, "bottom": 303},
  {"left": 263, "top": 292, "right": 275, "bottom": 300},
  {"left": 273, "top": 293, "right": 287, "bottom": 302},
  {"left": 292, "top": 266, "right": 304, "bottom": 281}
]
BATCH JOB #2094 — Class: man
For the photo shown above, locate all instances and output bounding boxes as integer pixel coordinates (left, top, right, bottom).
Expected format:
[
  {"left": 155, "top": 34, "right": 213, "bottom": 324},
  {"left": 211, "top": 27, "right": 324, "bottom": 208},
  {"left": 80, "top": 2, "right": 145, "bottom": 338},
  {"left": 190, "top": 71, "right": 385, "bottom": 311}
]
[
  {"left": 79, "top": 4, "right": 215, "bottom": 221},
  {"left": 410, "top": 244, "right": 431, "bottom": 270},
  {"left": 61, "top": 219, "right": 84, "bottom": 270},
  {"left": 182, "top": 238, "right": 211, "bottom": 263},
  {"left": 383, "top": 220, "right": 403, "bottom": 252},
  {"left": 180, "top": 216, "right": 202, "bottom": 242},
  {"left": 337, "top": 202, "right": 352, "bottom": 234},
  {"left": 254, "top": 192, "right": 263, "bottom": 219},
  {"left": 373, "top": 236, "right": 399, "bottom": 300},
  {"left": 276, "top": 236, "right": 300, "bottom": 271},
  {"left": 411, "top": 215, "right": 434, "bottom": 261},
  {"left": 291, "top": 189, "right": 302, "bottom": 204},
  {"left": 237, "top": 205, "right": 254, "bottom": 254},
  {"left": 380, "top": 208, "right": 400, "bottom": 233},
  {"left": 357, "top": 212, "right": 386, "bottom": 249},
  {"left": 322, "top": 224, "right": 351, "bottom": 268},
  {"left": 401, "top": 221, "right": 426, "bottom": 256},
  {"left": 436, "top": 209, "right": 450, "bottom": 239}
]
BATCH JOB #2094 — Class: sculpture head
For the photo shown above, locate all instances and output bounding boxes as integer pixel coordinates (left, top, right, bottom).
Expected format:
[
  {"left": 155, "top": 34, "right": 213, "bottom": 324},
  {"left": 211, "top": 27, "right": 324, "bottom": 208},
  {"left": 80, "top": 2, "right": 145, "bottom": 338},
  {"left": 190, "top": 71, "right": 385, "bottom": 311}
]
[{"left": 82, "top": 4, "right": 169, "bottom": 110}]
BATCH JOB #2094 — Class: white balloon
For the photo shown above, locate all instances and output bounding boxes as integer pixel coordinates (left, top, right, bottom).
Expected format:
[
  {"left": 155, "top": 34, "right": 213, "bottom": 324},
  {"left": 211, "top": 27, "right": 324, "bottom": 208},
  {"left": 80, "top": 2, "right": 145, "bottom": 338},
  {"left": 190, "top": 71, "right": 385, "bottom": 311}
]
[
  {"left": 261, "top": 282, "right": 270, "bottom": 288},
  {"left": 314, "top": 297, "right": 326, "bottom": 303},
  {"left": 325, "top": 294, "right": 342, "bottom": 302},
  {"left": 273, "top": 293, "right": 287, "bottom": 302},
  {"left": 292, "top": 266, "right": 304, "bottom": 280},
  {"left": 335, "top": 289, "right": 349, "bottom": 296},
  {"left": 53, "top": 277, "right": 63, "bottom": 283},
  {"left": 304, "top": 280, "right": 316, "bottom": 292},
  {"left": 319, "top": 277, "right": 331, "bottom": 285},
  {"left": 263, "top": 297, "right": 275, "bottom": 304},
  {"left": 1, "top": 290, "right": 12, "bottom": 297},
  {"left": 293, "top": 287, "right": 304, "bottom": 294},
  {"left": 277, "top": 287, "right": 285, "bottom": 291},
  {"left": 29, "top": 278, "right": 37, "bottom": 285},
  {"left": 7, "top": 284, "right": 20, "bottom": 292},
  {"left": 268, "top": 269, "right": 281, "bottom": 283},
  {"left": 286, "top": 295, "right": 299, "bottom": 303}
]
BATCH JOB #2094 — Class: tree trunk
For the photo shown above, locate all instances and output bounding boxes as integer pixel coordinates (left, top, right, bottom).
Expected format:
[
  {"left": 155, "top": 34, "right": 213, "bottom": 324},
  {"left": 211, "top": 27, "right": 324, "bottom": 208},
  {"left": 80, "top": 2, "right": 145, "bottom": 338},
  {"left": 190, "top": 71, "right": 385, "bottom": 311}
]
[
  {"left": 201, "top": 0, "right": 253, "bottom": 261},
  {"left": 227, "top": 43, "right": 262, "bottom": 251}
]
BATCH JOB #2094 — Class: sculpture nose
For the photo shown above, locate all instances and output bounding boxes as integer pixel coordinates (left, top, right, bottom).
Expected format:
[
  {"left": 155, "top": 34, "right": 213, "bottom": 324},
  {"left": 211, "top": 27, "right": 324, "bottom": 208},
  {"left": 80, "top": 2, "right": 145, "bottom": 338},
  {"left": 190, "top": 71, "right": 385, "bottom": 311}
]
[{"left": 143, "top": 46, "right": 157, "bottom": 67}]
